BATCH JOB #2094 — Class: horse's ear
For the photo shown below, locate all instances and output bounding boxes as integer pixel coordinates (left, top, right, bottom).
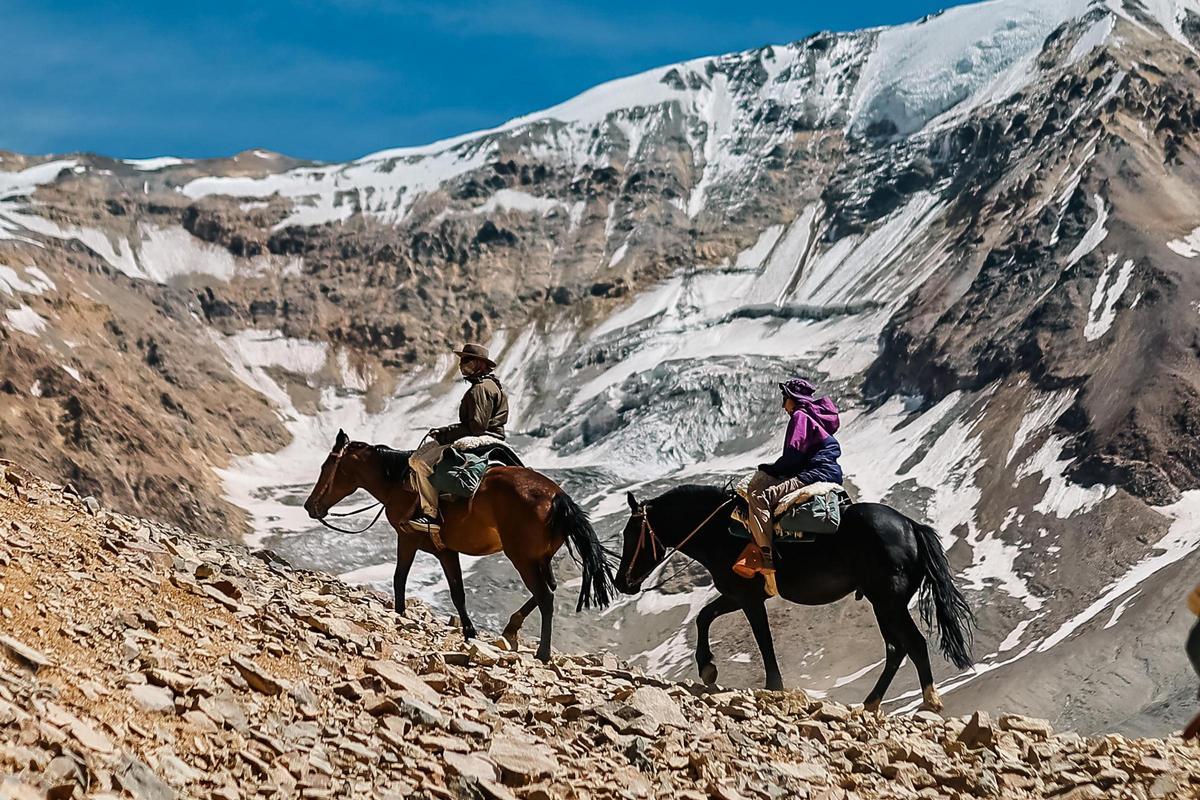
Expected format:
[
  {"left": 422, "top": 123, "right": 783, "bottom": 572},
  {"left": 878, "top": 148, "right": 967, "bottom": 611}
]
[
  {"left": 626, "top": 491, "right": 640, "bottom": 511},
  {"left": 334, "top": 429, "right": 349, "bottom": 453}
]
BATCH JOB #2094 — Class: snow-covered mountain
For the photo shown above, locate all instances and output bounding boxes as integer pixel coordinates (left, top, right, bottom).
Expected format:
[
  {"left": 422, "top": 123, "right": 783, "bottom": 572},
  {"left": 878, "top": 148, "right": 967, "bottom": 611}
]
[{"left": 4, "top": 0, "right": 1200, "bottom": 734}]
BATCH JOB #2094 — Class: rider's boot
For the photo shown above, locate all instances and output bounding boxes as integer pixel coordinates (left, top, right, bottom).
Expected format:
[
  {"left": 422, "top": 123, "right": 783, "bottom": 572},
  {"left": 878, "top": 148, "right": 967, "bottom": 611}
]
[
  {"left": 759, "top": 546, "right": 776, "bottom": 574},
  {"left": 409, "top": 513, "right": 444, "bottom": 550}
]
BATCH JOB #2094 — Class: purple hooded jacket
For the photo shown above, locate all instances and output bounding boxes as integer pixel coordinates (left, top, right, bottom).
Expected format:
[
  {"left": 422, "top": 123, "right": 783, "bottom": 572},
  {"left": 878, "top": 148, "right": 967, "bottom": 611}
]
[{"left": 758, "top": 395, "right": 843, "bottom": 483}]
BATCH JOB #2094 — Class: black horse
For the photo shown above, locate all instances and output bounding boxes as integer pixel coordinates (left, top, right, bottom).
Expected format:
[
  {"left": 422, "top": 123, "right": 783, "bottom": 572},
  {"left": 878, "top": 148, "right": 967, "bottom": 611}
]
[{"left": 614, "top": 485, "right": 974, "bottom": 712}]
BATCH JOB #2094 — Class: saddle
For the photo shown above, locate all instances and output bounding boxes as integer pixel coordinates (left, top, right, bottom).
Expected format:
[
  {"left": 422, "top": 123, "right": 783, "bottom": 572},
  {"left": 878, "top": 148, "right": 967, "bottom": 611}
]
[
  {"left": 429, "top": 439, "right": 524, "bottom": 500},
  {"left": 730, "top": 476, "right": 850, "bottom": 543}
]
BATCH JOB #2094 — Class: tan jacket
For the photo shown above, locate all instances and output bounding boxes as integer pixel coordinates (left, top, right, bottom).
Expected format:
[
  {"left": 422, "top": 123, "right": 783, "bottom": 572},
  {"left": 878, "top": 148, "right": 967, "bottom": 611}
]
[{"left": 436, "top": 374, "right": 509, "bottom": 443}]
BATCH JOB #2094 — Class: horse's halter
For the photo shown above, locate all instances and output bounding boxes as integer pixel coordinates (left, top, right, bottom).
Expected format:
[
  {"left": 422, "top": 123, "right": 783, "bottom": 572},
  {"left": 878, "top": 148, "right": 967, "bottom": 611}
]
[
  {"left": 624, "top": 505, "right": 666, "bottom": 586},
  {"left": 311, "top": 443, "right": 386, "bottom": 535},
  {"left": 624, "top": 497, "right": 736, "bottom": 587}
]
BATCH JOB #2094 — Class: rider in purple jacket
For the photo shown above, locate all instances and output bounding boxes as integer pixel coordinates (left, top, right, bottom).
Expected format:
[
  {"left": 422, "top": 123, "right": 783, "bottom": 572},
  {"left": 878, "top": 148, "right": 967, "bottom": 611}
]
[{"left": 744, "top": 378, "right": 844, "bottom": 580}]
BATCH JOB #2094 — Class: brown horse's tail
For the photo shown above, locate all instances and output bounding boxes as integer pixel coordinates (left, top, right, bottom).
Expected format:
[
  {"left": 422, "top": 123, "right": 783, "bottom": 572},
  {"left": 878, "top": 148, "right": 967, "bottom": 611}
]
[{"left": 551, "top": 492, "right": 616, "bottom": 612}]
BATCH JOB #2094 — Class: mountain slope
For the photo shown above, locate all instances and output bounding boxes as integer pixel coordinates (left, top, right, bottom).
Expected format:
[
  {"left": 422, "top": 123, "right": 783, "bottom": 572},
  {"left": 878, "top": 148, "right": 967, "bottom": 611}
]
[
  {"left": 6, "top": 462, "right": 1200, "bottom": 799},
  {"left": 3, "top": 0, "right": 1200, "bottom": 735}
]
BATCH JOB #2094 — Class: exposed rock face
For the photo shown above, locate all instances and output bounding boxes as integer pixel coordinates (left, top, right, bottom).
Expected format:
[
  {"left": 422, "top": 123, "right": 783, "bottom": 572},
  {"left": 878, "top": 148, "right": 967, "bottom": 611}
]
[
  {"left": 3, "top": 462, "right": 1199, "bottom": 799},
  {"left": 3, "top": 0, "right": 1200, "bottom": 738}
]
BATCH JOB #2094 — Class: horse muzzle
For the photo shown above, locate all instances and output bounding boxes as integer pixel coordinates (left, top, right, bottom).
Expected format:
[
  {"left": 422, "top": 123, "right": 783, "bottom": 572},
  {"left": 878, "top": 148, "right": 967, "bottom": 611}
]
[{"left": 304, "top": 501, "right": 328, "bottom": 521}]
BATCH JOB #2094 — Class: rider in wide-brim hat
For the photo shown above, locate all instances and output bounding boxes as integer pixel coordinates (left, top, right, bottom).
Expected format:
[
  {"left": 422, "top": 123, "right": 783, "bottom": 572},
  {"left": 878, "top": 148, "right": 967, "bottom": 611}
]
[
  {"left": 405, "top": 342, "right": 510, "bottom": 540},
  {"left": 452, "top": 342, "right": 497, "bottom": 371}
]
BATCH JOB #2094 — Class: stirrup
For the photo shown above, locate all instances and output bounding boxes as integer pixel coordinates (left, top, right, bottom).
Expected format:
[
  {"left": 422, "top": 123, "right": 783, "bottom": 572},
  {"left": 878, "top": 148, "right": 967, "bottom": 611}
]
[{"left": 410, "top": 515, "right": 445, "bottom": 550}]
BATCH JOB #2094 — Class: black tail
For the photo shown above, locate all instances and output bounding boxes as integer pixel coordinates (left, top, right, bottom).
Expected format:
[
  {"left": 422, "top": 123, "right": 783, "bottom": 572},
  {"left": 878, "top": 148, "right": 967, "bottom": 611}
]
[
  {"left": 912, "top": 520, "right": 975, "bottom": 670},
  {"left": 551, "top": 493, "right": 617, "bottom": 612}
]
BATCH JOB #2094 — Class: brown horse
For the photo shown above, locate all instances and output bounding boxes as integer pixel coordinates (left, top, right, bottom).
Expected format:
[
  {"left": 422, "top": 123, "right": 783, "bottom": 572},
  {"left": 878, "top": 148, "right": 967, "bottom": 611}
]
[{"left": 303, "top": 430, "right": 615, "bottom": 661}]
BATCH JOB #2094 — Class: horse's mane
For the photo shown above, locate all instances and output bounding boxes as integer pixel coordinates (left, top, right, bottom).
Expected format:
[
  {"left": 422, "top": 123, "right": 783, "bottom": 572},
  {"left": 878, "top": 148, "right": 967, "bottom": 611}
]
[
  {"left": 653, "top": 483, "right": 734, "bottom": 506},
  {"left": 373, "top": 446, "right": 414, "bottom": 482}
]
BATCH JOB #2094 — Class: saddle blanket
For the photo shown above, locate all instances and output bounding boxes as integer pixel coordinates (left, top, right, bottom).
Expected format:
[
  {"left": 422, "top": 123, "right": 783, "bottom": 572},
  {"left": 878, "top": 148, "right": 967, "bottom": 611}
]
[
  {"left": 733, "top": 473, "right": 846, "bottom": 518},
  {"left": 732, "top": 472, "right": 851, "bottom": 541},
  {"left": 429, "top": 439, "right": 524, "bottom": 499}
]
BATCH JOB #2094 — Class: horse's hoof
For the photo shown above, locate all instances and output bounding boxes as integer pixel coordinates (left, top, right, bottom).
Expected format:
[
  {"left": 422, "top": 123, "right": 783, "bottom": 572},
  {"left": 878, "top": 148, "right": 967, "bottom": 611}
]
[
  {"left": 699, "top": 662, "right": 718, "bottom": 685},
  {"left": 502, "top": 632, "right": 519, "bottom": 650},
  {"left": 919, "top": 686, "right": 944, "bottom": 713},
  {"left": 863, "top": 698, "right": 882, "bottom": 714},
  {"left": 463, "top": 628, "right": 477, "bottom": 642},
  {"left": 535, "top": 650, "right": 551, "bottom": 664},
  {"left": 765, "top": 680, "right": 784, "bottom": 692}
]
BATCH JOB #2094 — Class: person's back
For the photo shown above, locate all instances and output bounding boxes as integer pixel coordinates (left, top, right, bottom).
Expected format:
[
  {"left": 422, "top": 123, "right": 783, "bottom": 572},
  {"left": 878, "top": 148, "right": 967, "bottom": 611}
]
[{"left": 435, "top": 368, "right": 508, "bottom": 445}]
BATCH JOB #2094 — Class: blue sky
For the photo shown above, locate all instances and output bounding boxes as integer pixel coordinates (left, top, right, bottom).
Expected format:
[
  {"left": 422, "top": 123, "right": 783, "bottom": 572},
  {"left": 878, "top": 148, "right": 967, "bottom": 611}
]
[{"left": 1, "top": 1, "right": 954, "bottom": 162}]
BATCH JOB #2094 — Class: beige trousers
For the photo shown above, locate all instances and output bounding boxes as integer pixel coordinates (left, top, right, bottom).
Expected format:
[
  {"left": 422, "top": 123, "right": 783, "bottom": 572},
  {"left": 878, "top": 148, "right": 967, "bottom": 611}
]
[
  {"left": 408, "top": 441, "right": 446, "bottom": 518},
  {"left": 745, "top": 470, "right": 806, "bottom": 549},
  {"left": 407, "top": 434, "right": 505, "bottom": 518}
]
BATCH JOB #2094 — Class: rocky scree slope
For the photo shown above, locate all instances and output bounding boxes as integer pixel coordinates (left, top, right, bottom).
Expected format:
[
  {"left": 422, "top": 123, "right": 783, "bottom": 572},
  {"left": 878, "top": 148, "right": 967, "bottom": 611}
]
[
  {"left": 3, "top": 461, "right": 1200, "bottom": 800},
  {"left": 4, "top": 0, "right": 1200, "bottom": 737}
]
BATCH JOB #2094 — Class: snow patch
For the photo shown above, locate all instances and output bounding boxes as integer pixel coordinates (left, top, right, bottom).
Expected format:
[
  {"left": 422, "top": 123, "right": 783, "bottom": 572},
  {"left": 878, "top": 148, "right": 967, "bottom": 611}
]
[
  {"left": 608, "top": 242, "right": 629, "bottom": 268},
  {"left": 998, "top": 615, "right": 1039, "bottom": 652},
  {"left": 1069, "top": 14, "right": 1115, "bottom": 65},
  {"left": 1104, "top": 590, "right": 1140, "bottom": 629},
  {"left": 3, "top": 304, "right": 47, "bottom": 336},
  {"left": 123, "top": 157, "right": 187, "bottom": 171},
  {"left": 787, "top": 191, "right": 946, "bottom": 307},
  {"left": 1167, "top": 226, "right": 1200, "bottom": 258},
  {"left": 1006, "top": 389, "right": 1077, "bottom": 465},
  {"left": 0, "top": 264, "right": 55, "bottom": 296},
  {"left": 0, "top": 160, "right": 77, "bottom": 202},
  {"left": 1066, "top": 194, "right": 1109, "bottom": 267},
  {"left": 1083, "top": 255, "right": 1134, "bottom": 341},
  {"left": 736, "top": 224, "right": 786, "bottom": 270},
  {"left": 1016, "top": 435, "right": 1114, "bottom": 517},
  {"left": 478, "top": 189, "right": 562, "bottom": 216},
  {"left": 744, "top": 211, "right": 815, "bottom": 306},
  {"left": 849, "top": 0, "right": 1089, "bottom": 136},
  {"left": 138, "top": 226, "right": 239, "bottom": 282},
  {"left": 962, "top": 519, "right": 1044, "bottom": 611}
]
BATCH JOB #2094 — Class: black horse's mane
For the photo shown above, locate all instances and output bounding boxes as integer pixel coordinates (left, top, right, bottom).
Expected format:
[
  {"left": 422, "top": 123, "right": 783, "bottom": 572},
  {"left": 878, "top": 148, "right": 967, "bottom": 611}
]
[
  {"left": 373, "top": 445, "right": 414, "bottom": 482},
  {"left": 654, "top": 483, "right": 734, "bottom": 506}
]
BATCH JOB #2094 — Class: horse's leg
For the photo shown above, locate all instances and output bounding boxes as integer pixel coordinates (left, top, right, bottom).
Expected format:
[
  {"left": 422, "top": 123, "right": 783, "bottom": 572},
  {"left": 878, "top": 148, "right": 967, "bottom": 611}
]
[
  {"left": 742, "top": 600, "right": 784, "bottom": 691},
  {"left": 890, "top": 607, "right": 942, "bottom": 712},
  {"left": 510, "top": 556, "right": 556, "bottom": 663},
  {"left": 393, "top": 535, "right": 419, "bottom": 617},
  {"left": 695, "top": 594, "right": 740, "bottom": 685},
  {"left": 436, "top": 550, "right": 477, "bottom": 641},
  {"left": 533, "top": 559, "right": 556, "bottom": 663},
  {"left": 862, "top": 605, "right": 906, "bottom": 713},
  {"left": 501, "top": 596, "right": 538, "bottom": 649}
]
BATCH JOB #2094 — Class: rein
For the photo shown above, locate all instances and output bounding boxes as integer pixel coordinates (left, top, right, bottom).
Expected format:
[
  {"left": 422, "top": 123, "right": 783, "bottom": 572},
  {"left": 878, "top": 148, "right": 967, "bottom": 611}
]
[
  {"left": 311, "top": 431, "right": 434, "bottom": 535},
  {"left": 625, "top": 497, "right": 735, "bottom": 588},
  {"left": 317, "top": 504, "right": 386, "bottom": 535},
  {"left": 310, "top": 430, "right": 436, "bottom": 536}
]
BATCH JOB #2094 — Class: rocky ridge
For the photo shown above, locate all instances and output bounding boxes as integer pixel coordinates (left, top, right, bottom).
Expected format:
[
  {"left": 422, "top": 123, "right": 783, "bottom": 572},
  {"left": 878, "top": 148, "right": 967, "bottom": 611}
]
[{"left": 3, "top": 461, "right": 1199, "bottom": 800}]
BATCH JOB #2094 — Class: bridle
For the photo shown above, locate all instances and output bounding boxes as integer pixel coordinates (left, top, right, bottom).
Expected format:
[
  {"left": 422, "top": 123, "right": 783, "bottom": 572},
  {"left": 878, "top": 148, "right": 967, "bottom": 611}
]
[
  {"left": 310, "top": 431, "right": 432, "bottom": 536},
  {"left": 623, "top": 497, "right": 736, "bottom": 587},
  {"left": 312, "top": 444, "right": 385, "bottom": 535}
]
